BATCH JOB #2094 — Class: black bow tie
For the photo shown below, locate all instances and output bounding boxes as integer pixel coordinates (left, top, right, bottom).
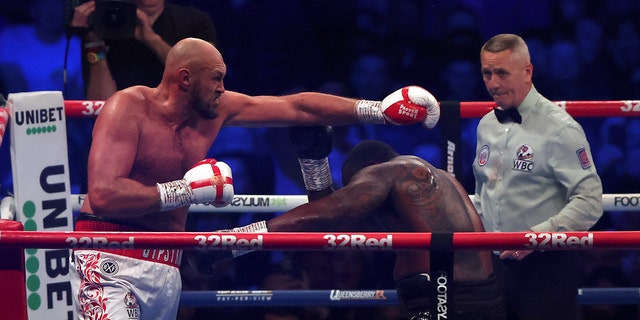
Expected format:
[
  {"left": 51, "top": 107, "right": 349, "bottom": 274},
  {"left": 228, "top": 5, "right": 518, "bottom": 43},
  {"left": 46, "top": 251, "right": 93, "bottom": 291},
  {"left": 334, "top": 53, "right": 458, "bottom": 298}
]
[{"left": 494, "top": 107, "right": 522, "bottom": 124}]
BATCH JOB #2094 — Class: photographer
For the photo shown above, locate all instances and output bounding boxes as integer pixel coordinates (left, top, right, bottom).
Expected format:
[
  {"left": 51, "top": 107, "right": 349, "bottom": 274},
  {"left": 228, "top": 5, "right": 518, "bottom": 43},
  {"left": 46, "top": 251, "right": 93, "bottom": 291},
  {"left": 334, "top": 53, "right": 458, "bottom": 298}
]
[{"left": 70, "top": 0, "right": 217, "bottom": 100}]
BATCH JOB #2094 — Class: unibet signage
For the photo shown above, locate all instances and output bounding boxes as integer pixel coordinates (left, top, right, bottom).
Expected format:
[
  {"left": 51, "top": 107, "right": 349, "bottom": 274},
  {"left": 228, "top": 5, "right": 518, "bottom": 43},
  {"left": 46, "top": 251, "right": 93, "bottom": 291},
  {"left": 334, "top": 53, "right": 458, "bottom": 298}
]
[{"left": 9, "top": 91, "right": 74, "bottom": 319}]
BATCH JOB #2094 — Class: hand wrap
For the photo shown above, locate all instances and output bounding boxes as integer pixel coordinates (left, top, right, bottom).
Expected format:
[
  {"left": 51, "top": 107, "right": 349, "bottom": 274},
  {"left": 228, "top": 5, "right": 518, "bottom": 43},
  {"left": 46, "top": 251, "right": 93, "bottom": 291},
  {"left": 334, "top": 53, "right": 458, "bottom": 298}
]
[{"left": 289, "top": 126, "right": 334, "bottom": 191}]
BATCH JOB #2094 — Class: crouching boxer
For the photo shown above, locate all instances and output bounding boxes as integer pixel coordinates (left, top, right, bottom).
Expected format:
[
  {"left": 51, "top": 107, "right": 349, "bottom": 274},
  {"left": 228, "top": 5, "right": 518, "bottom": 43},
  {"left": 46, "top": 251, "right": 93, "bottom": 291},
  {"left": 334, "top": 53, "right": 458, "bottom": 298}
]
[
  {"left": 200, "top": 126, "right": 505, "bottom": 319},
  {"left": 71, "top": 159, "right": 233, "bottom": 320}
]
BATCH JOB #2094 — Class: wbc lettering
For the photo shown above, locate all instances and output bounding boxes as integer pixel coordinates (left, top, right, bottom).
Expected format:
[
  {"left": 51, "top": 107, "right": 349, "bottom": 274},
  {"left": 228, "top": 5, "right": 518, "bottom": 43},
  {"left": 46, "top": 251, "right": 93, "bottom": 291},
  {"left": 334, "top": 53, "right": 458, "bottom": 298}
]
[{"left": 512, "top": 159, "right": 534, "bottom": 172}]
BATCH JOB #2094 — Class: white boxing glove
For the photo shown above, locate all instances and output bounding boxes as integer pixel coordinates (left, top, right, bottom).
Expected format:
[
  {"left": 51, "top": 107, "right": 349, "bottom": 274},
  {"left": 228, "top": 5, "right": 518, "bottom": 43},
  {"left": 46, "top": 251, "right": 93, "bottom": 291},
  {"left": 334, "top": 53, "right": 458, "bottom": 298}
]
[
  {"left": 355, "top": 86, "right": 440, "bottom": 129},
  {"left": 157, "top": 158, "right": 234, "bottom": 211}
]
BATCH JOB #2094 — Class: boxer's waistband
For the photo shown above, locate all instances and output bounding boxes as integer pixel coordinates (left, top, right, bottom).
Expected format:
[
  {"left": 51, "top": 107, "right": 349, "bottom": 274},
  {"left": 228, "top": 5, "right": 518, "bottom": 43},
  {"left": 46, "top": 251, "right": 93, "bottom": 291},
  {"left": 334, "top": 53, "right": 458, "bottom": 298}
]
[{"left": 75, "top": 213, "right": 182, "bottom": 268}]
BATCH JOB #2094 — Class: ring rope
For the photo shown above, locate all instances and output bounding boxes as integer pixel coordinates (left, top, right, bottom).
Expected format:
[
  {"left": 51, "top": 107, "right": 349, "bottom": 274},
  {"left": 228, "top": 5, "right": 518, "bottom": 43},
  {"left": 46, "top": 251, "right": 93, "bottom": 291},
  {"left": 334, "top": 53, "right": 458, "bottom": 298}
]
[
  {"left": 178, "top": 288, "right": 640, "bottom": 307},
  {"left": 577, "top": 288, "right": 640, "bottom": 305},
  {"left": 60, "top": 100, "right": 640, "bottom": 119},
  {"left": 459, "top": 100, "right": 640, "bottom": 118},
  {"left": 0, "top": 230, "right": 639, "bottom": 250},
  {"left": 65, "top": 193, "right": 640, "bottom": 212},
  {"left": 1, "top": 99, "right": 639, "bottom": 148},
  {"left": 180, "top": 289, "right": 398, "bottom": 307}
]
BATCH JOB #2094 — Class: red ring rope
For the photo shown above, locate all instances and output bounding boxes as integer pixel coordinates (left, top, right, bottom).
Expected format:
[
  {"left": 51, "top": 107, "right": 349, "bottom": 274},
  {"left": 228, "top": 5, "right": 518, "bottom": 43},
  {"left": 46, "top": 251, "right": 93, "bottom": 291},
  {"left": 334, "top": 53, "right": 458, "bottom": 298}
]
[
  {"left": 59, "top": 100, "right": 640, "bottom": 118},
  {"left": 1, "top": 99, "right": 638, "bottom": 146},
  {"left": 459, "top": 100, "right": 640, "bottom": 118},
  {"left": 1, "top": 231, "right": 639, "bottom": 250}
]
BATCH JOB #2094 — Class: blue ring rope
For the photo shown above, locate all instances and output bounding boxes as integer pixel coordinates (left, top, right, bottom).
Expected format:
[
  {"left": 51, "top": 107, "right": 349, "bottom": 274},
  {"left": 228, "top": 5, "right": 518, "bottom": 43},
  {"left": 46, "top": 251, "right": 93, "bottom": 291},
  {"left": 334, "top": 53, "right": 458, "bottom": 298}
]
[{"left": 179, "top": 288, "right": 640, "bottom": 307}]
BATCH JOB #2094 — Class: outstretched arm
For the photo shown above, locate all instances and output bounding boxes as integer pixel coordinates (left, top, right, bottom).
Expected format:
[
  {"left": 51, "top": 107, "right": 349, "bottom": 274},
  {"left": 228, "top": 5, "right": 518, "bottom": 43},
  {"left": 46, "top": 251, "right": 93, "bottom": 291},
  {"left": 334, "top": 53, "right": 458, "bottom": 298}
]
[
  {"left": 220, "top": 91, "right": 359, "bottom": 126},
  {"left": 220, "top": 86, "right": 440, "bottom": 128}
]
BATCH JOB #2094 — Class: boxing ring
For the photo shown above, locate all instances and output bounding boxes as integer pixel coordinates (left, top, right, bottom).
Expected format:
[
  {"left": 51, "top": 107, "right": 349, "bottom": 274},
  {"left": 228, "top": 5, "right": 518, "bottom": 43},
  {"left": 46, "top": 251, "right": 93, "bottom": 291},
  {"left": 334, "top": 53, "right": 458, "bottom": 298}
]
[
  {"left": 2, "top": 223, "right": 640, "bottom": 308},
  {"left": 1, "top": 98, "right": 640, "bottom": 319}
]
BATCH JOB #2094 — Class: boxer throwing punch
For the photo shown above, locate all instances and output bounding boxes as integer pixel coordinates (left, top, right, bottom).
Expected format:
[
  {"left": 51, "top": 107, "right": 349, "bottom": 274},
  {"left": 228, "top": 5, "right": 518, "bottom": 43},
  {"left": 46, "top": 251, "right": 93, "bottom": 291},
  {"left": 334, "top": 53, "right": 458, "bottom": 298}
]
[
  {"left": 70, "top": 37, "right": 439, "bottom": 320},
  {"left": 200, "top": 127, "right": 505, "bottom": 320}
]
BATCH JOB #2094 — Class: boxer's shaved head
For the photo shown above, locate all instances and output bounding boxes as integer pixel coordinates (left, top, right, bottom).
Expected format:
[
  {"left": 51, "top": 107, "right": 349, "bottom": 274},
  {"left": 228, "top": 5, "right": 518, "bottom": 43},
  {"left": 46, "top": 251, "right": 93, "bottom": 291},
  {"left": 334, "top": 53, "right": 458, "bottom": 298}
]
[{"left": 341, "top": 140, "right": 399, "bottom": 185}]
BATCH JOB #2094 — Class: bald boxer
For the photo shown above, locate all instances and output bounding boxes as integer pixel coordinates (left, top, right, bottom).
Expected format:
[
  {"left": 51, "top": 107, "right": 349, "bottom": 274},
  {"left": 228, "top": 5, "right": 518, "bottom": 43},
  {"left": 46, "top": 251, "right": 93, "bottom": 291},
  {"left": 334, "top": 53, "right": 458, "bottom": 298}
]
[
  {"left": 70, "top": 38, "right": 439, "bottom": 320},
  {"left": 215, "top": 128, "right": 505, "bottom": 320}
]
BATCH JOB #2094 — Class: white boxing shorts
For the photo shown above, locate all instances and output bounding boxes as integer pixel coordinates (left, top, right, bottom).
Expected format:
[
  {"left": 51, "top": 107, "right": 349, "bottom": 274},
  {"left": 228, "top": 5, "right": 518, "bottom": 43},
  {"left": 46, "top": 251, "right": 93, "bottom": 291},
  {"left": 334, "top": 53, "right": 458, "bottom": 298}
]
[
  {"left": 70, "top": 250, "right": 181, "bottom": 320},
  {"left": 70, "top": 216, "right": 183, "bottom": 320}
]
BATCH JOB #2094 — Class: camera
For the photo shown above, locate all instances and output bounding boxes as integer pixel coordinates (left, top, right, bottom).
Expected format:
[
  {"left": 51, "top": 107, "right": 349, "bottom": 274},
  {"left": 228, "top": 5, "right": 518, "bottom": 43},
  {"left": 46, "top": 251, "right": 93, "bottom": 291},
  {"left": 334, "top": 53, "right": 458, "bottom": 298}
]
[{"left": 90, "top": 0, "right": 136, "bottom": 40}]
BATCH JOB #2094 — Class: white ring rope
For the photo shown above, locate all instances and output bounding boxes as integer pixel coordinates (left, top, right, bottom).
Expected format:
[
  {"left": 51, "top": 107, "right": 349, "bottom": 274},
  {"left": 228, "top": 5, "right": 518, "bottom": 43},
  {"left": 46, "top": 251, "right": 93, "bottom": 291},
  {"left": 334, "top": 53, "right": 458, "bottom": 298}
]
[{"left": 65, "top": 193, "right": 640, "bottom": 213}]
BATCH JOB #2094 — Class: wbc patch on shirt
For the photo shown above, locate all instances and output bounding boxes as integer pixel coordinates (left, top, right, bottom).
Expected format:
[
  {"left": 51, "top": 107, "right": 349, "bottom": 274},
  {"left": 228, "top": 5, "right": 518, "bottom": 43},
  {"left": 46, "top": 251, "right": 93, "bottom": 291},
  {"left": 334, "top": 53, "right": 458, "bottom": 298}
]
[
  {"left": 478, "top": 145, "right": 490, "bottom": 166},
  {"left": 512, "top": 144, "right": 534, "bottom": 172},
  {"left": 576, "top": 148, "right": 592, "bottom": 169}
]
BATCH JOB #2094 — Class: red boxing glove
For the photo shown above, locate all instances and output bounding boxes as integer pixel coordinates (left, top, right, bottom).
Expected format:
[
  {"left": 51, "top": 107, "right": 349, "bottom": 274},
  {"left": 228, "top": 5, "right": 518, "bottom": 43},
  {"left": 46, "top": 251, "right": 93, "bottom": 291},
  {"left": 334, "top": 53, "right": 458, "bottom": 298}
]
[
  {"left": 354, "top": 86, "right": 440, "bottom": 129},
  {"left": 157, "top": 158, "right": 234, "bottom": 211},
  {"left": 381, "top": 86, "right": 440, "bottom": 128}
]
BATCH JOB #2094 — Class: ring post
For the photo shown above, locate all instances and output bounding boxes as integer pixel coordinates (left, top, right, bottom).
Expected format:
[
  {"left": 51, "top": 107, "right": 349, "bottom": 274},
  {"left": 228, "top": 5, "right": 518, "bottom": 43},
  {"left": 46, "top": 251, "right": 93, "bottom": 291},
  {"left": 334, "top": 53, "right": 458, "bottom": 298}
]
[
  {"left": 9, "top": 91, "right": 75, "bottom": 318},
  {"left": 0, "top": 219, "right": 27, "bottom": 320}
]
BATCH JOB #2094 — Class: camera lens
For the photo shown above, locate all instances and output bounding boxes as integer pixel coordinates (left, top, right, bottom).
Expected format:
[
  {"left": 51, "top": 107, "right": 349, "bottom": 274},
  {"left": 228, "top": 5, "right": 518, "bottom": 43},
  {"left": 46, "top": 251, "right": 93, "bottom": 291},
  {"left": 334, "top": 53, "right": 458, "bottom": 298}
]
[
  {"left": 92, "top": 0, "right": 136, "bottom": 40},
  {"left": 102, "top": 6, "right": 128, "bottom": 29}
]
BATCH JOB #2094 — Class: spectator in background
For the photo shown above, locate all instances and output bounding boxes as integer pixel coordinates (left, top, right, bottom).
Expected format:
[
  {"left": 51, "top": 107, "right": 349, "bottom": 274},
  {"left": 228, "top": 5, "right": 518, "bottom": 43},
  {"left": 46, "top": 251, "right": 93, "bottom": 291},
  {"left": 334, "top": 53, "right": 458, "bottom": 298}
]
[
  {"left": 348, "top": 53, "right": 398, "bottom": 101},
  {"left": 193, "top": 0, "right": 324, "bottom": 96},
  {"left": 606, "top": 18, "right": 640, "bottom": 99},
  {"left": 70, "top": 0, "right": 218, "bottom": 100},
  {"left": 598, "top": 119, "right": 640, "bottom": 236},
  {"left": 519, "top": 31, "right": 552, "bottom": 94},
  {"left": 0, "top": 0, "right": 83, "bottom": 98},
  {"left": 597, "top": 118, "right": 640, "bottom": 195},
  {"left": 0, "top": 0, "right": 30, "bottom": 31},
  {"left": 620, "top": 250, "right": 640, "bottom": 288},
  {"left": 549, "top": 0, "right": 593, "bottom": 35},
  {"left": 411, "top": 142, "right": 442, "bottom": 169},
  {"left": 439, "top": 57, "right": 484, "bottom": 102},
  {"left": 0, "top": 0, "right": 87, "bottom": 193},
  {"left": 574, "top": 17, "right": 615, "bottom": 100},
  {"left": 545, "top": 38, "right": 581, "bottom": 100},
  {"left": 383, "top": 0, "right": 437, "bottom": 90},
  {"left": 440, "top": 4, "right": 484, "bottom": 59}
]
